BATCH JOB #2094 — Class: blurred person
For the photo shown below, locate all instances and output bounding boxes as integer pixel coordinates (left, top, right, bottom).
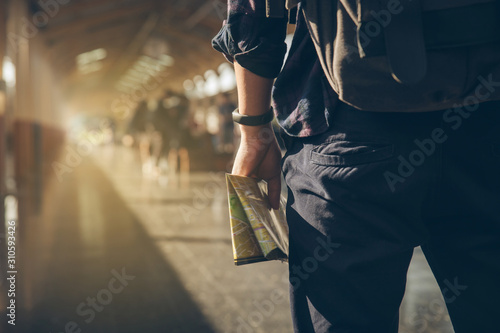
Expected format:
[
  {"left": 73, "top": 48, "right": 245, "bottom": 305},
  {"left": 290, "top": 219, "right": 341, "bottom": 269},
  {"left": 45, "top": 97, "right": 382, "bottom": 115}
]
[
  {"left": 127, "top": 100, "right": 148, "bottom": 160},
  {"left": 156, "top": 91, "right": 191, "bottom": 183},
  {"left": 146, "top": 99, "right": 164, "bottom": 176},
  {"left": 217, "top": 92, "right": 236, "bottom": 153},
  {"left": 153, "top": 92, "right": 171, "bottom": 175},
  {"left": 205, "top": 97, "right": 223, "bottom": 153},
  {"left": 213, "top": 1, "right": 500, "bottom": 333},
  {"left": 127, "top": 99, "right": 161, "bottom": 177}
]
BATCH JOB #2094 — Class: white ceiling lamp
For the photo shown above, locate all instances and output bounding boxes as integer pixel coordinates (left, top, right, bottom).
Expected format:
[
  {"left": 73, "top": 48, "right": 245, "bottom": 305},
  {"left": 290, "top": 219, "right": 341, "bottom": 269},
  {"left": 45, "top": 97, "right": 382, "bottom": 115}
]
[
  {"left": 203, "top": 69, "right": 220, "bottom": 97},
  {"left": 193, "top": 75, "right": 206, "bottom": 98},
  {"left": 2, "top": 57, "right": 16, "bottom": 87},
  {"left": 76, "top": 48, "right": 107, "bottom": 74},
  {"left": 218, "top": 62, "right": 236, "bottom": 92}
]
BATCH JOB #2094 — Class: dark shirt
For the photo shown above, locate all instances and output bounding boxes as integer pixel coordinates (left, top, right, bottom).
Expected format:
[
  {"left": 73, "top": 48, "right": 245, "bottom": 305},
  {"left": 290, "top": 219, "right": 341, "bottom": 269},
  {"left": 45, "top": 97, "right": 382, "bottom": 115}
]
[
  {"left": 213, "top": 1, "right": 500, "bottom": 134},
  {"left": 212, "top": 1, "right": 335, "bottom": 137}
]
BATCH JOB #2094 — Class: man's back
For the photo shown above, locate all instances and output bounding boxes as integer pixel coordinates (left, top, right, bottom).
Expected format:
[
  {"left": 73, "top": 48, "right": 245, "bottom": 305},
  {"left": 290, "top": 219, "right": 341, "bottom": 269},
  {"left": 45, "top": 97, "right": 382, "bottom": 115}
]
[{"left": 213, "top": 1, "right": 500, "bottom": 332}]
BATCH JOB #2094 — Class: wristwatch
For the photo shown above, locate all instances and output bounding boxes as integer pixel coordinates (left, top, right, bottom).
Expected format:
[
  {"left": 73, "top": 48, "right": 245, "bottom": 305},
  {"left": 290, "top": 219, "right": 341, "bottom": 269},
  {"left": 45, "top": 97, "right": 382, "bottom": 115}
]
[{"left": 232, "top": 108, "right": 274, "bottom": 126}]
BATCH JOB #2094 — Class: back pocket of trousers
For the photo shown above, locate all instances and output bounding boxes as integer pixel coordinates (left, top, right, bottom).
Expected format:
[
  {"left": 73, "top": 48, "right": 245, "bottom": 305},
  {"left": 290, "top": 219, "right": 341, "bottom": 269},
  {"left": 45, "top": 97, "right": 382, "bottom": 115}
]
[{"left": 310, "top": 141, "right": 394, "bottom": 166}]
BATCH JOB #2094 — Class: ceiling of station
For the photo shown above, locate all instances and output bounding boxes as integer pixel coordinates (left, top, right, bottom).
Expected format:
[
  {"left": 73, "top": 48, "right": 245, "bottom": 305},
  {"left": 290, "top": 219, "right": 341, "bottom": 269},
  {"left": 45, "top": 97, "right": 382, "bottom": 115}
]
[{"left": 30, "top": 0, "right": 228, "bottom": 116}]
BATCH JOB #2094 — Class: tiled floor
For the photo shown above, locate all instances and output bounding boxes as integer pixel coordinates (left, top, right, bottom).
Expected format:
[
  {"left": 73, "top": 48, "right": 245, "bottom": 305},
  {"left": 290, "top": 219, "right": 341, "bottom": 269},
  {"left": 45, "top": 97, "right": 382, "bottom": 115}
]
[
  {"left": 1, "top": 150, "right": 216, "bottom": 333},
  {"left": 0, "top": 145, "right": 456, "bottom": 332}
]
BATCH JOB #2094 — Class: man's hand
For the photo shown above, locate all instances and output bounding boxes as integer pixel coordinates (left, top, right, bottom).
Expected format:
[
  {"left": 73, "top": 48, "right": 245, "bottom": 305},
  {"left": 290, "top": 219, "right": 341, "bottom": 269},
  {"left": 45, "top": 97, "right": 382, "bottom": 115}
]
[
  {"left": 231, "top": 61, "right": 281, "bottom": 209},
  {"left": 232, "top": 124, "right": 282, "bottom": 210}
]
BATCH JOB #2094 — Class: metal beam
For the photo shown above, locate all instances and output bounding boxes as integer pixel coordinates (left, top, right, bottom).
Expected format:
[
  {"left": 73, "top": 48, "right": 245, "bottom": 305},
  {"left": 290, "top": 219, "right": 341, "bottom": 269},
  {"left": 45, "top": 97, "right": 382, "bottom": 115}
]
[
  {"left": 43, "top": 1, "right": 156, "bottom": 40},
  {"left": 103, "top": 12, "right": 161, "bottom": 84}
]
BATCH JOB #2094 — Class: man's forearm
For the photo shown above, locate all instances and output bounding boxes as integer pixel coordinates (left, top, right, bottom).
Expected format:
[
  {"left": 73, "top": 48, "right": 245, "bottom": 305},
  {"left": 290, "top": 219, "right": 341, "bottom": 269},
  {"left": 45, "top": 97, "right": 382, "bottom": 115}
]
[
  {"left": 234, "top": 61, "right": 274, "bottom": 117},
  {"left": 231, "top": 62, "right": 282, "bottom": 210}
]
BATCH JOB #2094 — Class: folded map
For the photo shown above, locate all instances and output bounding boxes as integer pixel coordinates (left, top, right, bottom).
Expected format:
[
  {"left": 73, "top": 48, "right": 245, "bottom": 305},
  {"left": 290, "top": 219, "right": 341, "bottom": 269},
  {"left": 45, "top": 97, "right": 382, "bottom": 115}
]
[{"left": 226, "top": 174, "right": 288, "bottom": 266}]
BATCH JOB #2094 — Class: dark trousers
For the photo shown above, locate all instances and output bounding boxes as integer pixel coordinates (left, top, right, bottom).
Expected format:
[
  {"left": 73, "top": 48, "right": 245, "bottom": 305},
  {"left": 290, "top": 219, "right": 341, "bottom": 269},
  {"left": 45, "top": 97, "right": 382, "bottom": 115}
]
[{"left": 281, "top": 100, "right": 500, "bottom": 333}]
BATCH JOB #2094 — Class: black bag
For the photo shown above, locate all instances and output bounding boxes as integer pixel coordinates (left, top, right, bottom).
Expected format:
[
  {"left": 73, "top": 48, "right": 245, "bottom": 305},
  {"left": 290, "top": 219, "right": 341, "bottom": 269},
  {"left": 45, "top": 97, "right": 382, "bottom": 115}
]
[{"left": 275, "top": 0, "right": 500, "bottom": 112}]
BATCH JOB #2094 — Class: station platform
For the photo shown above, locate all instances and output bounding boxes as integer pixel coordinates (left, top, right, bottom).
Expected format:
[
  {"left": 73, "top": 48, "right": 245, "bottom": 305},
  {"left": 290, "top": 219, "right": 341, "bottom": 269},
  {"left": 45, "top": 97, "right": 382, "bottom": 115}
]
[{"left": 1, "top": 145, "right": 455, "bottom": 333}]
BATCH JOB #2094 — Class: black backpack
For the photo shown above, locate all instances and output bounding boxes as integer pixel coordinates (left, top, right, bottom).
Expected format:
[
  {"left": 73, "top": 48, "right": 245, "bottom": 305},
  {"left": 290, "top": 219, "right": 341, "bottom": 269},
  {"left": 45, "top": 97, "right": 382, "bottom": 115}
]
[{"left": 269, "top": 0, "right": 500, "bottom": 112}]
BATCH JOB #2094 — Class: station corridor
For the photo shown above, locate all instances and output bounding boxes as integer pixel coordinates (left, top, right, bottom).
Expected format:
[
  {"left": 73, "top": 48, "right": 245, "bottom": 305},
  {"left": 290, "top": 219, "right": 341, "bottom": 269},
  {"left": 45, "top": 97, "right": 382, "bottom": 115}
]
[
  {"left": 1, "top": 143, "right": 454, "bottom": 333},
  {"left": 0, "top": 0, "right": 483, "bottom": 332}
]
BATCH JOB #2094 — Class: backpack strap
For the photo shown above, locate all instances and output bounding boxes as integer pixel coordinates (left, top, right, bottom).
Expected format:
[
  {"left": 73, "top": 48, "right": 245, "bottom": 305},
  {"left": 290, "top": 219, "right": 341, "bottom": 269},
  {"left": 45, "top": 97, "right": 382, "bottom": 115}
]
[
  {"left": 266, "top": 0, "right": 298, "bottom": 23},
  {"left": 266, "top": 0, "right": 286, "bottom": 18},
  {"left": 382, "top": 0, "right": 427, "bottom": 84},
  {"left": 286, "top": 0, "right": 299, "bottom": 10}
]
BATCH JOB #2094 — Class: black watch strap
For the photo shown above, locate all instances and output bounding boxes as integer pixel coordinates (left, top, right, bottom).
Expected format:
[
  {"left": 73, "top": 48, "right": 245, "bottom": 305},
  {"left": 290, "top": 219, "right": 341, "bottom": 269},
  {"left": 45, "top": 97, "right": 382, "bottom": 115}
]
[{"left": 232, "top": 108, "right": 274, "bottom": 126}]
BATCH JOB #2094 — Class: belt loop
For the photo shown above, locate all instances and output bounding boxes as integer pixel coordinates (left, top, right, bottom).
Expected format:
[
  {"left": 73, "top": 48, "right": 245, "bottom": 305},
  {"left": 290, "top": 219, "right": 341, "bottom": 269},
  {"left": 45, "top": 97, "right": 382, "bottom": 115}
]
[{"left": 383, "top": 0, "right": 427, "bottom": 84}]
